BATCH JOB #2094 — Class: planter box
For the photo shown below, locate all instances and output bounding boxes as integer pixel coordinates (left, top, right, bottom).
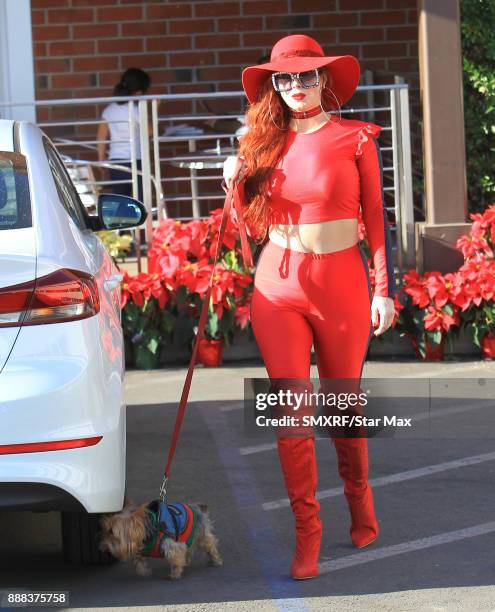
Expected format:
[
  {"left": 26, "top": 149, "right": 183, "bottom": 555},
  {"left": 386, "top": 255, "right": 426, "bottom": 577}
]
[
  {"left": 159, "top": 344, "right": 192, "bottom": 366},
  {"left": 368, "top": 329, "right": 415, "bottom": 358},
  {"left": 156, "top": 327, "right": 261, "bottom": 367},
  {"left": 127, "top": 325, "right": 482, "bottom": 370},
  {"left": 368, "top": 328, "right": 479, "bottom": 358},
  {"left": 223, "top": 328, "right": 261, "bottom": 361},
  {"left": 444, "top": 329, "right": 479, "bottom": 356}
]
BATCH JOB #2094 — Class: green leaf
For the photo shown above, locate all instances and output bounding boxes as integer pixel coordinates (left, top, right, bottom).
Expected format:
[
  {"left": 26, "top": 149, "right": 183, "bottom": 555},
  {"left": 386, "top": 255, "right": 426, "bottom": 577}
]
[
  {"left": 206, "top": 312, "right": 219, "bottom": 338},
  {"left": 223, "top": 249, "right": 238, "bottom": 270},
  {"left": 428, "top": 330, "right": 443, "bottom": 346},
  {"left": 146, "top": 335, "right": 159, "bottom": 355},
  {"left": 444, "top": 303, "right": 454, "bottom": 316},
  {"left": 134, "top": 344, "right": 161, "bottom": 370},
  {"left": 412, "top": 311, "right": 425, "bottom": 329},
  {"left": 416, "top": 336, "right": 426, "bottom": 358}
]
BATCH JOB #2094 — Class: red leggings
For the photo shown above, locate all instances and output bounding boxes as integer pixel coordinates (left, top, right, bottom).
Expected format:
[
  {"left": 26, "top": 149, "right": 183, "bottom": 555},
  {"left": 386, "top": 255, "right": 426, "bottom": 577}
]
[
  {"left": 251, "top": 240, "right": 373, "bottom": 382},
  {"left": 251, "top": 241, "right": 380, "bottom": 552}
]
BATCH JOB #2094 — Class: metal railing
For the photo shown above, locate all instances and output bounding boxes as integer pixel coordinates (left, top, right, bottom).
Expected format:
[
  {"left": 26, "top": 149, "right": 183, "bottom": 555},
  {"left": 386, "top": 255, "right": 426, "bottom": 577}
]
[{"left": 0, "top": 85, "right": 415, "bottom": 283}]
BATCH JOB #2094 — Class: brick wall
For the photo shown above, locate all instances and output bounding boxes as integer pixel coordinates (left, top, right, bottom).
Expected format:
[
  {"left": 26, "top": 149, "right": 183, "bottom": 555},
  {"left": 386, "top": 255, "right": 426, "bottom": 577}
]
[
  {"left": 32, "top": 0, "right": 419, "bottom": 111},
  {"left": 31, "top": 0, "right": 422, "bottom": 219}
]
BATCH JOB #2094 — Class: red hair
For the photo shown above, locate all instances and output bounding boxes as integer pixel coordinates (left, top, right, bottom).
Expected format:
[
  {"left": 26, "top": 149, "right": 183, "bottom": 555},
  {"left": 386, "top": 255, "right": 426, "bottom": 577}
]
[{"left": 238, "top": 51, "right": 338, "bottom": 244}]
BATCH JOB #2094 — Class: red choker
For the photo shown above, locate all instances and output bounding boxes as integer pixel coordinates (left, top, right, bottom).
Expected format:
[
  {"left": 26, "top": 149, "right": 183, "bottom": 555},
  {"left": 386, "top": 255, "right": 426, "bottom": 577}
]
[{"left": 290, "top": 106, "right": 321, "bottom": 119}]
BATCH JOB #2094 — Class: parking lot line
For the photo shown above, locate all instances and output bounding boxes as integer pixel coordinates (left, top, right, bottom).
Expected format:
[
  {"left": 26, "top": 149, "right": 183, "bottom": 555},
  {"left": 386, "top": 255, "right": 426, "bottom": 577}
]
[
  {"left": 317, "top": 521, "right": 495, "bottom": 573},
  {"left": 219, "top": 401, "right": 246, "bottom": 412},
  {"left": 262, "top": 450, "right": 495, "bottom": 510}
]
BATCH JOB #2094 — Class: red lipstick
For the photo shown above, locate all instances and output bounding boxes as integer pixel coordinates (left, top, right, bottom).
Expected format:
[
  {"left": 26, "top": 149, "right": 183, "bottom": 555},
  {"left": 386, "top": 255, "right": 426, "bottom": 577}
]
[{"left": 292, "top": 93, "right": 305, "bottom": 100}]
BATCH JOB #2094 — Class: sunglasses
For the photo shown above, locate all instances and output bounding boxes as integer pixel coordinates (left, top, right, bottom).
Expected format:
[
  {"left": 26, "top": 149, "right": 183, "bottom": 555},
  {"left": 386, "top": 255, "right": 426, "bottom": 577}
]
[{"left": 271, "top": 69, "right": 320, "bottom": 93}]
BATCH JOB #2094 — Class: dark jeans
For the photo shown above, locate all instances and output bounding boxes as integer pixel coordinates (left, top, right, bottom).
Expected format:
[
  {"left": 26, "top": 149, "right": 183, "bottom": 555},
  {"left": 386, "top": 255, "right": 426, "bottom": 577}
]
[{"left": 108, "top": 159, "right": 143, "bottom": 203}]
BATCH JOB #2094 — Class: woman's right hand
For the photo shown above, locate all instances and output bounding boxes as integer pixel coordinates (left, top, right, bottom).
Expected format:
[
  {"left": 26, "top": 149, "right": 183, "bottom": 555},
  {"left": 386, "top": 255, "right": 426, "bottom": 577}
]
[{"left": 223, "top": 155, "right": 246, "bottom": 191}]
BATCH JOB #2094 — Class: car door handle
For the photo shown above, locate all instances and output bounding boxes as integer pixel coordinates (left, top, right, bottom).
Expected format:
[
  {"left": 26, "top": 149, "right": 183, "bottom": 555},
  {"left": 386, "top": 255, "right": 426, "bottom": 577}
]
[{"left": 104, "top": 273, "right": 123, "bottom": 291}]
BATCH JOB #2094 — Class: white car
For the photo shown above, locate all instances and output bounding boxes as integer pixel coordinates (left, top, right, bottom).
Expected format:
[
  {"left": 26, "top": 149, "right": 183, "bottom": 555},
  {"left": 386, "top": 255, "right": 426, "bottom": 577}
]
[{"left": 0, "top": 120, "right": 146, "bottom": 564}]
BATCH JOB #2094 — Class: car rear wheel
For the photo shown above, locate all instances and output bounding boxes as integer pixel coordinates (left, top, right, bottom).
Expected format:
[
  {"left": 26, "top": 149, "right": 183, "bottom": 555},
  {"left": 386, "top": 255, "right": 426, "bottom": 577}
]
[{"left": 61, "top": 510, "right": 118, "bottom": 565}]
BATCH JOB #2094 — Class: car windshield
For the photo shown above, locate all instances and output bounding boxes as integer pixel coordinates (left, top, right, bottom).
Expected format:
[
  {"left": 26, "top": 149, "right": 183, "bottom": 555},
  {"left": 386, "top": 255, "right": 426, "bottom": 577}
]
[{"left": 0, "top": 152, "right": 32, "bottom": 230}]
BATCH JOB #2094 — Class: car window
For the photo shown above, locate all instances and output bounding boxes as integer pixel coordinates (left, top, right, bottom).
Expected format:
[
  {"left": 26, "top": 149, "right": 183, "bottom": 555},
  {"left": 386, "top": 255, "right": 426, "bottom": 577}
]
[
  {"left": 43, "top": 138, "right": 89, "bottom": 230},
  {"left": 0, "top": 151, "right": 32, "bottom": 230}
]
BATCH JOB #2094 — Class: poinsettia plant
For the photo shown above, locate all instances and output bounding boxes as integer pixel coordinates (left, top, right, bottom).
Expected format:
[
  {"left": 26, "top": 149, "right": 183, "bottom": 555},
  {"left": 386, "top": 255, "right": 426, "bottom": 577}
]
[
  {"left": 395, "top": 204, "right": 495, "bottom": 358},
  {"left": 468, "top": 299, "right": 495, "bottom": 348},
  {"left": 395, "top": 269, "right": 462, "bottom": 358},
  {"left": 120, "top": 202, "right": 495, "bottom": 368},
  {"left": 120, "top": 208, "right": 254, "bottom": 367},
  {"left": 183, "top": 260, "right": 252, "bottom": 344},
  {"left": 456, "top": 205, "right": 495, "bottom": 261},
  {"left": 120, "top": 269, "right": 176, "bottom": 369},
  {"left": 455, "top": 204, "right": 495, "bottom": 347}
]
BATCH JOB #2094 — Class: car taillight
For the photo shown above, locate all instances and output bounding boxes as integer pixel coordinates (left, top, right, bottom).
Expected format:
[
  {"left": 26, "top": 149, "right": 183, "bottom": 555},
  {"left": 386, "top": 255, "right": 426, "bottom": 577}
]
[
  {"left": 0, "top": 436, "right": 103, "bottom": 455},
  {"left": 0, "top": 269, "right": 100, "bottom": 328}
]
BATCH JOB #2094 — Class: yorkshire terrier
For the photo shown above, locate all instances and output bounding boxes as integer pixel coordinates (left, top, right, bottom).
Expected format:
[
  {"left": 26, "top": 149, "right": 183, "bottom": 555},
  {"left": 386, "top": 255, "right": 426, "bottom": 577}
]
[{"left": 99, "top": 498, "right": 223, "bottom": 579}]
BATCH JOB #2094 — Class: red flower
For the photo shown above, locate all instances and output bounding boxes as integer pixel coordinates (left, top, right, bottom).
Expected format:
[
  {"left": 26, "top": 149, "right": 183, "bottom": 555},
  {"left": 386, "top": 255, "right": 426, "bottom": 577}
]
[
  {"left": 457, "top": 258, "right": 495, "bottom": 308},
  {"left": 456, "top": 204, "right": 495, "bottom": 261},
  {"left": 120, "top": 269, "right": 132, "bottom": 309},
  {"left": 234, "top": 303, "right": 251, "bottom": 329},
  {"left": 445, "top": 271, "right": 471, "bottom": 311},
  {"left": 426, "top": 273, "right": 450, "bottom": 308},
  {"left": 127, "top": 272, "right": 152, "bottom": 307},
  {"left": 403, "top": 269, "right": 430, "bottom": 308},
  {"left": 483, "top": 204, "right": 495, "bottom": 224},
  {"left": 424, "top": 305, "right": 458, "bottom": 332},
  {"left": 157, "top": 252, "right": 183, "bottom": 278}
]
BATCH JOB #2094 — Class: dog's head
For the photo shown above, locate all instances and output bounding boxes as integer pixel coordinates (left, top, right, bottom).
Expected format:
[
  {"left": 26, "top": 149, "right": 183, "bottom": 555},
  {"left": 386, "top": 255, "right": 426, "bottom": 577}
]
[{"left": 99, "top": 506, "right": 148, "bottom": 560}]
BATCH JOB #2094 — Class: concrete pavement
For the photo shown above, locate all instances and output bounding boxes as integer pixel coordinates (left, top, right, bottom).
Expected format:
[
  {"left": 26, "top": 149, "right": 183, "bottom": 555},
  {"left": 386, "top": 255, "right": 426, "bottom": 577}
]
[{"left": 1, "top": 357, "right": 495, "bottom": 611}]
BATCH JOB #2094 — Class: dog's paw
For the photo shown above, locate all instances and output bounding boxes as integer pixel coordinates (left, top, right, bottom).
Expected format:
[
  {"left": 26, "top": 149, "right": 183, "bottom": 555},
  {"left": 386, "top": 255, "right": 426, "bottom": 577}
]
[
  {"left": 136, "top": 564, "right": 152, "bottom": 577},
  {"left": 169, "top": 570, "right": 183, "bottom": 580},
  {"left": 208, "top": 557, "right": 223, "bottom": 567}
]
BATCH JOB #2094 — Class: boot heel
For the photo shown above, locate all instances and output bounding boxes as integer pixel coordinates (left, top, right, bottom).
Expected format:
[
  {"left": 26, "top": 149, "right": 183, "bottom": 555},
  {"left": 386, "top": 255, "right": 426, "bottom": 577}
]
[
  {"left": 333, "top": 437, "right": 379, "bottom": 548},
  {"left": 291, "top": 518, "right": 322, "bottom": 579}
]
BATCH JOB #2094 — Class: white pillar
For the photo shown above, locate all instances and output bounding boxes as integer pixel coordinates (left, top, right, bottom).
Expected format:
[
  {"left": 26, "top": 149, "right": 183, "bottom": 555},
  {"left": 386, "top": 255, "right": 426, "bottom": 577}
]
[{"left": 0, "top": 0, "right": 36, "bottom": 122}]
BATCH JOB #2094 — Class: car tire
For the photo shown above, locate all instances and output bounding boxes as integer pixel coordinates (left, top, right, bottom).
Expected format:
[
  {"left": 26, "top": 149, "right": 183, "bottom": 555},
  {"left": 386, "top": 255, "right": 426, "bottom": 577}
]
[{"left": 61, "top": 510, "right": 118, "bottom": 565}]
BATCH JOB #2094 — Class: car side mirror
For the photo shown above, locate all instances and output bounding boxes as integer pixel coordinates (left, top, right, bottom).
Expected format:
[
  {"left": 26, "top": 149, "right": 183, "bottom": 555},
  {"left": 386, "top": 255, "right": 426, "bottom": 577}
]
[{"left": 97, "top": 194, "right": 147, "bottom": 230}]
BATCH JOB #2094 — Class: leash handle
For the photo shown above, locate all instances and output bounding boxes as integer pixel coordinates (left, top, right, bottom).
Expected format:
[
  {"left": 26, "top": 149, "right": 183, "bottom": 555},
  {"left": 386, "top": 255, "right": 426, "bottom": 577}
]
[{"left": 162, "top": 174, "right": 252, "bottom": 489}]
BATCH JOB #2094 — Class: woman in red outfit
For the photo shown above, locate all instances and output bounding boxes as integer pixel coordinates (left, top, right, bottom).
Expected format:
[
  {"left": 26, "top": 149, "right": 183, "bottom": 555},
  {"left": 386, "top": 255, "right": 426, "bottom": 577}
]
[{"left": 224, "top": 34, "right": 395, "bottom": 580}]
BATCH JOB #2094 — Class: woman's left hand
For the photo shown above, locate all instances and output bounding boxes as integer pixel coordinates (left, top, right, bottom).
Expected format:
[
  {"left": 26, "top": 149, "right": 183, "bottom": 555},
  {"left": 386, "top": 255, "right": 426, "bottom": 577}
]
[{"left": 371, "top": 296, "right": 395, "bottom": 336}]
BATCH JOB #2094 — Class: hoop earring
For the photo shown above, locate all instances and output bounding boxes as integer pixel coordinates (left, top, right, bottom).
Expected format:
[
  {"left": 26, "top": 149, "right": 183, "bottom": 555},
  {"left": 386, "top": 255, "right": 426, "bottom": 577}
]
[
  {"left": 268, "top": 98, "right": 288, "bottom": 131},
  {"left": 322, "top": 87, "right": 342, "bottom": 124}
]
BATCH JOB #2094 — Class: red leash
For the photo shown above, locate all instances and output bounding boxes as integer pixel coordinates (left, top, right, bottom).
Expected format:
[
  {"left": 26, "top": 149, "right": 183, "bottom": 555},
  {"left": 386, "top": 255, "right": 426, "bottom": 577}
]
[{"left": 159, "top": 160, "right": 252, "bottom": 501}]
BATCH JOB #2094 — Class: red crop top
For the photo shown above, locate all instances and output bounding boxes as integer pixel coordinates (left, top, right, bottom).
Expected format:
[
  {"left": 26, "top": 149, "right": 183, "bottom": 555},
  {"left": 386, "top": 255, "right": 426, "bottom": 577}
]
[{"left": 265, "top": 118, "right": 395, "bottom": 298}]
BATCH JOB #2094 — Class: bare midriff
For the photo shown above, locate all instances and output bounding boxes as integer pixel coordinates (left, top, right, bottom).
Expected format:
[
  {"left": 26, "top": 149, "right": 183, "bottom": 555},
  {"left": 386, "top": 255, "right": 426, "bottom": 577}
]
[
  {"left": 268, "top": 218, "right": 358, "bottom": 254},
  {"left": 265, "top": 117, "right": 360, "bottom": 254}
]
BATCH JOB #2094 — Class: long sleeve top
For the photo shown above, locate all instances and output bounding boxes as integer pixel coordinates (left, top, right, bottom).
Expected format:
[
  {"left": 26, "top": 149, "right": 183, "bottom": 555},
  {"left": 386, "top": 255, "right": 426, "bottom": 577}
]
[{"left": 264, "top": 118, "right": 396, "bottom": 297}]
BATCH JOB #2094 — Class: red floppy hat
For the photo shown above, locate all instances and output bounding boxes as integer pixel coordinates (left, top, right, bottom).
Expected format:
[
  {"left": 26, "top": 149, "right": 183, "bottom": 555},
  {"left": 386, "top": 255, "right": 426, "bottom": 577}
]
[{"left": 242, "top": 34, "right": 361, "bottom": 105}]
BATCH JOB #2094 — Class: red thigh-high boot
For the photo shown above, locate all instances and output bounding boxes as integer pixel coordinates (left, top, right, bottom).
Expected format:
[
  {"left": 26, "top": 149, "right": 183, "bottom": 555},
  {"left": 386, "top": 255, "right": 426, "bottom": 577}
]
[
  {"left": 332, "top": 436, "right": 379, "bottom": 548},
  {"left": 273, "top": 380, "right": 322, "bottom": 579},
  {"left": 277, "top": 436, "right": 322, "bottom": 579}
]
